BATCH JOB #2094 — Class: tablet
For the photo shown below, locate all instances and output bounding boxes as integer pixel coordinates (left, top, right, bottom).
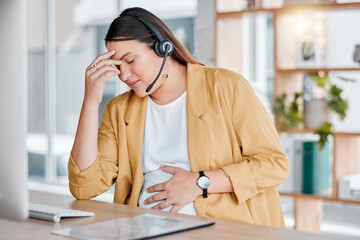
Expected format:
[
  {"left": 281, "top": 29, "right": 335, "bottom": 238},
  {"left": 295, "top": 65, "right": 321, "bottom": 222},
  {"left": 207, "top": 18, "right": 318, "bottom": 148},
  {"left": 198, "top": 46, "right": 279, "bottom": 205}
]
[{"left": 52, "top": 213, "right": 215, "bottom": 240}]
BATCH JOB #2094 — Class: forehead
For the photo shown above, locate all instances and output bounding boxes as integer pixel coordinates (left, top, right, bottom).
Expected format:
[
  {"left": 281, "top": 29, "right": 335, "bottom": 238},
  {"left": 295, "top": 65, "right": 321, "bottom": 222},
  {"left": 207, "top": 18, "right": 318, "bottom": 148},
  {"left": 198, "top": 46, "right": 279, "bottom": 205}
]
[{"left": 106, "top": 40, "right": 150, "bottom": 58}]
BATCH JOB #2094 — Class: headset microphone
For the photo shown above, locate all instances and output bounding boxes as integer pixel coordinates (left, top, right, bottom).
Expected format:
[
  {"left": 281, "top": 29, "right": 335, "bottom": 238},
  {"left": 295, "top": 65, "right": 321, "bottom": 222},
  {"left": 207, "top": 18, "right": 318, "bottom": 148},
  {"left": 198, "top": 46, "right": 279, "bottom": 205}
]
[
  {"left": 127, "top": 15, "right": 174, "bottom": 93},
  {"left": 145, "top": 44, "right": 170, "bottom": 93}
]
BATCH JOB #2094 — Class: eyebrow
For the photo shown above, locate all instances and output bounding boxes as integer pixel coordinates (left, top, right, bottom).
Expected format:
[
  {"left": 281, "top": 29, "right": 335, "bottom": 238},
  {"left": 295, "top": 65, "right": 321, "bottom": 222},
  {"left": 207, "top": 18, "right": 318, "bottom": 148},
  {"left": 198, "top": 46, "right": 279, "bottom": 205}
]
[{"left": 119, "top": 52, "right": 133, "bottom": 60}]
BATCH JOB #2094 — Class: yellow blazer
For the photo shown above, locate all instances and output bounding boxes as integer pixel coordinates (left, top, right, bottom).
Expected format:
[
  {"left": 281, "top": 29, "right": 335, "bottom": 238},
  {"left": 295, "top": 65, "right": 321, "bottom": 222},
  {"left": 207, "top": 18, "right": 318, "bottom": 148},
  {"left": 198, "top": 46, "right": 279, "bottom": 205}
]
[{"left": 68, "top": 63, "right": 289, "bottom": 227}]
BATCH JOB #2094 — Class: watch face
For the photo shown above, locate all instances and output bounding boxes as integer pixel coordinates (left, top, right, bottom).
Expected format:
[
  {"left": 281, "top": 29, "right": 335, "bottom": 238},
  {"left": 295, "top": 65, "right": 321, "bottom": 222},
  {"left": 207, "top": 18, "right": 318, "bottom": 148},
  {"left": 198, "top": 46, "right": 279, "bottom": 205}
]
[{"left": 198, "top": 176, "right": 210, "bottom": 189}]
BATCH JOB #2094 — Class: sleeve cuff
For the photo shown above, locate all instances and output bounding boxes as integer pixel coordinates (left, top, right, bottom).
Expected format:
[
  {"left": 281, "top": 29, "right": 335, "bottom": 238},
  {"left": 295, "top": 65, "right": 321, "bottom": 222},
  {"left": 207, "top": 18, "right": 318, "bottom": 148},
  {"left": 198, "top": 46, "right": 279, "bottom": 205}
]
[
  {"left": 68, "top": 153, "right": 102, "bottom": 188},
  {"left": 222, "top": 160, "right": 257, "bottom": 204}
]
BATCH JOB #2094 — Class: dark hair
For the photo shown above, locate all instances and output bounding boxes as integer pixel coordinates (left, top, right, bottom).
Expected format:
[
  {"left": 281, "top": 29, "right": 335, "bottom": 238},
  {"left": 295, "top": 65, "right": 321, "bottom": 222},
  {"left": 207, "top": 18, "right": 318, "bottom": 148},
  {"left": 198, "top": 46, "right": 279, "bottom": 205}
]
[{"left": 105, "top": 7, "right": 203, "bottom": 66}]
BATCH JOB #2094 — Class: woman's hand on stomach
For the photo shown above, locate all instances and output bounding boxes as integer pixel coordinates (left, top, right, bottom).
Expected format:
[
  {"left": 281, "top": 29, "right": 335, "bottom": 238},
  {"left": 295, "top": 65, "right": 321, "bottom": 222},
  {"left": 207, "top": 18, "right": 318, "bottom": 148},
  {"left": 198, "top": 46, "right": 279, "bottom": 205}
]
[{"left": 144, "top": 165, "right": 202, "bottom": 213}]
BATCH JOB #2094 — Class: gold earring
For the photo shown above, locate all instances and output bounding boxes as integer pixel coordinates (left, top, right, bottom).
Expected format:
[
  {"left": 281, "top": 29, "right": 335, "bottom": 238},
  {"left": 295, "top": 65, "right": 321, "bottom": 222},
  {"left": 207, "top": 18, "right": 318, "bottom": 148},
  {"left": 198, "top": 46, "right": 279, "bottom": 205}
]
[{"left": 164, "top": 74, "right": 168, "bottom": 78}]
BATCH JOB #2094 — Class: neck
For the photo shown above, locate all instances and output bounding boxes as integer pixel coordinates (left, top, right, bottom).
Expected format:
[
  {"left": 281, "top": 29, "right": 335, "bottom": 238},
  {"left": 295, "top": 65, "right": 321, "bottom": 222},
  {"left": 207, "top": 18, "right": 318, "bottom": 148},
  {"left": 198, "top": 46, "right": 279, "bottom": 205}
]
[{"left": 150, "top": 59, "right": 187, "bottom": 105}]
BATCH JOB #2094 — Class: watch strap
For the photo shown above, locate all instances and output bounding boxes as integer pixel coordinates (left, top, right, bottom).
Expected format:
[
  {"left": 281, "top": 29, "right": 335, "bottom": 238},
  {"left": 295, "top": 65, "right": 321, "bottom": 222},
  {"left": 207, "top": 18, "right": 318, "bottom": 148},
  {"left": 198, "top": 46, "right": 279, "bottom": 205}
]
[
  {"left": 203, "top": 187, "right": 208, "bottom": 198},
  {"left": 199, "top": 171, "right": 208, "bottom": 198}
]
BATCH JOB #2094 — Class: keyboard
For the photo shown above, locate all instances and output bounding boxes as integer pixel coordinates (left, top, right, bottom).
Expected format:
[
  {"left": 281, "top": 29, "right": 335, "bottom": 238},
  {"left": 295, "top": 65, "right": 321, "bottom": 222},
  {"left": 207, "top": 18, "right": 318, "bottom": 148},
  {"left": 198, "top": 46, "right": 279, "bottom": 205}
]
[{"left": 29, "top": 203, "right": 95, "bottom": 223}]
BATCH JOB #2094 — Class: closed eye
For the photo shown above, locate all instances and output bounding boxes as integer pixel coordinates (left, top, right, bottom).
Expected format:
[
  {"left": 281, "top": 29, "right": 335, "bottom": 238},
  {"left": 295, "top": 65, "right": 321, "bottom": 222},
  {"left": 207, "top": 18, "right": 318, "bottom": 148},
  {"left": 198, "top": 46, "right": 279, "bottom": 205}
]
[{"left": 127, "top": 59, "right": 135, "bottom": 64}]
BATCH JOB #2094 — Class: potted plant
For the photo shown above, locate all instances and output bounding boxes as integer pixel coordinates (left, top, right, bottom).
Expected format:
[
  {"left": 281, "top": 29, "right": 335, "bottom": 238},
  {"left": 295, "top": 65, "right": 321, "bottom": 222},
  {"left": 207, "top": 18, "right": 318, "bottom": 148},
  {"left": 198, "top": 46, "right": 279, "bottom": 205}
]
[
  {"left": 274, "top": 71, "right": 355, "bottom": 149},
  {"left": 305, "top": 71, "right": 354, "bottom": 149}
]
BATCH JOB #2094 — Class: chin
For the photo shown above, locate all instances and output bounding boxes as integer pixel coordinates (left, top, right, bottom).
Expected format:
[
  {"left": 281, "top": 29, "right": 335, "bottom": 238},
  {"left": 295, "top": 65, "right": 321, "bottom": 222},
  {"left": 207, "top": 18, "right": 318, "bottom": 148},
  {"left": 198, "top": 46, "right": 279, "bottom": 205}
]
[{"left": 132, "top": 89, "right": 148, "bottom": 98}]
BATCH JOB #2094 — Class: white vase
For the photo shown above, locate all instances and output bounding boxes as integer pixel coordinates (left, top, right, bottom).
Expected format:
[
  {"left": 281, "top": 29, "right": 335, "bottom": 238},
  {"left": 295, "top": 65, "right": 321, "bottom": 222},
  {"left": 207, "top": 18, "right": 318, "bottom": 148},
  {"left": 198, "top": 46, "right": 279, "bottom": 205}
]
[{"left": 304, "top": 99, "right": 331, "bottom": 129}]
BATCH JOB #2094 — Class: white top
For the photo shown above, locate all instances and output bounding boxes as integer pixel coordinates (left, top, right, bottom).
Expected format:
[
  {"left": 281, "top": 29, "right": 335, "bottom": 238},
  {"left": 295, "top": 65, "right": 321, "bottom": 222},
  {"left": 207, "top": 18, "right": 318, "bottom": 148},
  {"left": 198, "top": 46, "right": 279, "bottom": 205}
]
[{"left": 138, "top": 92, "right": 197, "bottom": 215}]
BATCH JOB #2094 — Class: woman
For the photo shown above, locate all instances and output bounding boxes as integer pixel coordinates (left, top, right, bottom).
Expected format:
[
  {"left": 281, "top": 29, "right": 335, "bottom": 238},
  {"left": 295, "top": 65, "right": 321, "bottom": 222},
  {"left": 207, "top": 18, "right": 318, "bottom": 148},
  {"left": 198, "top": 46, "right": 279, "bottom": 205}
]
[{"left": 69, "top": 7, "right": 289, "bottom": 227}]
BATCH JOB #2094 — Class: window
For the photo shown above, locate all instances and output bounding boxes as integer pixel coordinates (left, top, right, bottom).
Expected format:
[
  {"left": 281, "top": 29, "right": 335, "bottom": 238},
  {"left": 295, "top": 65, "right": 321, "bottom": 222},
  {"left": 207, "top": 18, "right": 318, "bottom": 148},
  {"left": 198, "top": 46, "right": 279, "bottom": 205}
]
[{"left": 27, "top": 0, "right": 197, "bottom": 187}]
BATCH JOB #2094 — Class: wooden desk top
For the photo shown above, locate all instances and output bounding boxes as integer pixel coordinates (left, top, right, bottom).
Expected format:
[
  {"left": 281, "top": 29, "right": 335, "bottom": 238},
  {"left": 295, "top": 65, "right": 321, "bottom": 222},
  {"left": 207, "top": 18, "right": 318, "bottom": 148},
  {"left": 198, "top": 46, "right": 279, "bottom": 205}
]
[{"left": 0, "top": 190, "right": 357, "bottom": 240}]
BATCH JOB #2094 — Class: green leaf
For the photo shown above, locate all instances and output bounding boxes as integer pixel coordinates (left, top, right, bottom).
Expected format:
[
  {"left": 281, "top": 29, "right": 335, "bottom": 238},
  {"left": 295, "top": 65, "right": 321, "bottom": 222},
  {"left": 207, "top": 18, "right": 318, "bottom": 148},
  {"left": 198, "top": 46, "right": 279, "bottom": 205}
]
[
  {"left": 307, "top": 72, "right": 330, "bottom": 88},
  {"left": 314, "top": 122, "right": 332, "bottom": 150},
  {"left": 274, "top": 93, "right": 287, "bottom": 117},
  {"left": 274, "top": 92, "right": 302, "bottom": 130},
  {"left": 327, "top": 84, "right": 348, "bottom": 120}
]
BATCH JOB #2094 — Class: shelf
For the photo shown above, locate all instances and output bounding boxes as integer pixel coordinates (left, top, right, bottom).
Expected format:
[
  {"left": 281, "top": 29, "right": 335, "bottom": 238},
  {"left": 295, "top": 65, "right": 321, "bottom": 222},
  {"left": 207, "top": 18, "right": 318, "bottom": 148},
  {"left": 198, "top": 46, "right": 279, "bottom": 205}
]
[
  {"left": 280, "top": 192, "right": 360, "bottom": 205},
  {"left": 276, "top": 67, "right": 360, "bottom": 73},
  {"left": 278, "top": 129, "right": 360, "bottom": 136},
  {"left": 280, "top": 192, "right": 333, "bottom": 201},
  {"left": 216, "top": 2, "right": 360, "bottom": 19},
  {"left": 215, "top": 0, "right": 360, "bottom": 233},
  {"left": 278, "top": 129, "right": 316, "bottom": 134}
]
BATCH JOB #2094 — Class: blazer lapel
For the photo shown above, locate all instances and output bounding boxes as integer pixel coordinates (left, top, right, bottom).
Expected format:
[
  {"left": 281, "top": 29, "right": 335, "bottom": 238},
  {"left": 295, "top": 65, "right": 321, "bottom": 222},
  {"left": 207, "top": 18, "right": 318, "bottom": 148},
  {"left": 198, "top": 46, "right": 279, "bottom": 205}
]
[
  {"left": 124, "top": 93, "right": 147, "bottom": 204},
  {"left": 186, "top": 63, "right": 209, "bottom": 172}
]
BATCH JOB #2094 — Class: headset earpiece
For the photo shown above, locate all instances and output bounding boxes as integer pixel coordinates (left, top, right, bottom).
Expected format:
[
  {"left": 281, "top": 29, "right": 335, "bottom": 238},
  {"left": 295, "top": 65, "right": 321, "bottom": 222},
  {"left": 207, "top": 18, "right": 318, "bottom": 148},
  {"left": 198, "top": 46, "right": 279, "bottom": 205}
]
[
  {"left": 154, "top": 38, "right": 173, "bottom": 57},
  {"left": 126, "top": 14, "right": 174, "bottom": 92},
  {"left": 127, "top": 15, "right": 174, "bottom": 58}
]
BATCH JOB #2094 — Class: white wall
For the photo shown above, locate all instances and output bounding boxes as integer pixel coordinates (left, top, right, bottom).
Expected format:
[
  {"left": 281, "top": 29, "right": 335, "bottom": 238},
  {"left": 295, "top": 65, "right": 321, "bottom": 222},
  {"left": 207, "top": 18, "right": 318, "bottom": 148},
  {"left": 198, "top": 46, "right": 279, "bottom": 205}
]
[
  {"left": 325, "top": 10, "right": 360, "bottom": 132},
  {"left": 194, "top": 0, "right": 215, "bottom": 66},
  {"left": 0, "top": 0, "right": 28, "bottom": 220}
]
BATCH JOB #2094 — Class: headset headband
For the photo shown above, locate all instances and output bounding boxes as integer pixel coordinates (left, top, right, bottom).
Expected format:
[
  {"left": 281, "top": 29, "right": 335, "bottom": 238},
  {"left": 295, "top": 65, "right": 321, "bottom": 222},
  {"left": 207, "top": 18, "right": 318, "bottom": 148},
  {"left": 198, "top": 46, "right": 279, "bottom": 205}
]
[{"left": 128, "top": 15, "right": 164, "bottom": 42}]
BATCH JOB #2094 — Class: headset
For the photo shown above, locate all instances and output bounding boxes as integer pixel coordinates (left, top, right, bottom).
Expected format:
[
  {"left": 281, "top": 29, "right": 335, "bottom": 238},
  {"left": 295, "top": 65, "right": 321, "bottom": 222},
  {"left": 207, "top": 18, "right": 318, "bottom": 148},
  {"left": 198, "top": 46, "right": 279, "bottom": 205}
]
[{"left": 127, "top": 15, "right": 174, "bottom": 93}]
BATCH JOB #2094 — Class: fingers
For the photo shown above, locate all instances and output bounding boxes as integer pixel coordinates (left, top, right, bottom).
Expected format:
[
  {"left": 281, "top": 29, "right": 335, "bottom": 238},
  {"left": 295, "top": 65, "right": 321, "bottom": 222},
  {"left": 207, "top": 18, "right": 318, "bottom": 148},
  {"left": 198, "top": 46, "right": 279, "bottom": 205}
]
[
  {"left": 144, "top": 191, "right": 167, "bottom": 205},
  {"left": 86, "top": 57, "right": 122, "bottom": 89},
  {"left": 160, "top": 164, "right": 182, "bottom": 175},
  {"left": 88, "top": 59, "right": 121, "bottom": 74},
  {"left": 145, "top": 192, "right": 172, "bottom": 211},
  {"left": 151, "top": 199, "right": 172, "bottom": 210},
  {"left": 91, "top": 64, "right": 120, "bottom": 80},
  {"left": 95, "top": 71, "right": 120, "bottom": 85},
  {"left": 146, "top": 182, "right": 166, "bottom": 193},
  {"left": 145, "top": 166, "right": 193, "bottom": 213},
  {"left": 151, "top": 199, "right": 182, "bottom": 213},
  {"left": 83, "top": 50, "right": 122, "bottom": 106},
  {"left": 170, "top": 204, "right": 181, "bottom": 213},
  {"left": 89, "top": 50, "right": 116, "bottom": 69}
]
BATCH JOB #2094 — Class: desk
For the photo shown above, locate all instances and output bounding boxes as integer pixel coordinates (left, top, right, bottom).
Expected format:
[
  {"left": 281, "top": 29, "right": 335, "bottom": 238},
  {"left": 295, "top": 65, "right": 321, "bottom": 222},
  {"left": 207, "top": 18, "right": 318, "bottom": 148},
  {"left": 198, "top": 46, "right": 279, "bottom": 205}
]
[{"left": 0, "top": 191, "right": 357, "bottom": 240}]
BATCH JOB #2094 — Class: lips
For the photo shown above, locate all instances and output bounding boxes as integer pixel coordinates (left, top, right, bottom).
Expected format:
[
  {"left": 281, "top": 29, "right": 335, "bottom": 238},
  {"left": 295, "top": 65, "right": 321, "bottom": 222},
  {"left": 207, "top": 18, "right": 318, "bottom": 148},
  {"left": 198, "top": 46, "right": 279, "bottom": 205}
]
[{"left": 128, "top": 80, "right": 140, "bottom": 88}]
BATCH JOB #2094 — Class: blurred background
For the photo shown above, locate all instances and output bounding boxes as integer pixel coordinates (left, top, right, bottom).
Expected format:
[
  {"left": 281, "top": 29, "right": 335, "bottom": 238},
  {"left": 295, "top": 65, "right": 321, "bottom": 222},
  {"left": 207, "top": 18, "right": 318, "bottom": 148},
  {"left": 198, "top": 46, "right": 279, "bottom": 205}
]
[{"left": 26, "top": 0, "right": 360, "bottom": 237}]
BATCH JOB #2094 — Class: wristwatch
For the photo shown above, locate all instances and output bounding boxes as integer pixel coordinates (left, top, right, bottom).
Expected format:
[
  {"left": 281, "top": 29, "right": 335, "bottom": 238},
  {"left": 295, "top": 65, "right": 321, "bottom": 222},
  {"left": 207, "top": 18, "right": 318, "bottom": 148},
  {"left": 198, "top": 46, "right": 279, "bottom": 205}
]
[{"left": 197, "top": 171, "right": 210, "bottom": 198}]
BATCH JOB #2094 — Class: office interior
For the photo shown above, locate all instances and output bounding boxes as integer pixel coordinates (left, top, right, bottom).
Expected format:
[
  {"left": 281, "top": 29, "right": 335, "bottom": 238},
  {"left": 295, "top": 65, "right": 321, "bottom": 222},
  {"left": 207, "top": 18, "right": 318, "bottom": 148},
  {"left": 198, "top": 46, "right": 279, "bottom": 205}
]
[{"left": 8, "top": 0, "right": 360, "bottom": 237}]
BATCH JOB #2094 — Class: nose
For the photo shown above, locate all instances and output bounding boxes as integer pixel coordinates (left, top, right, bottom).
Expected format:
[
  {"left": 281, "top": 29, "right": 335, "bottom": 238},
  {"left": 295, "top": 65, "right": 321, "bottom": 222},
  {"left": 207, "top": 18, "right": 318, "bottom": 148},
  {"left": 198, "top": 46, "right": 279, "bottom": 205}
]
[{"left": 119, "top": 64, "right": 131, "bottom": 82}]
